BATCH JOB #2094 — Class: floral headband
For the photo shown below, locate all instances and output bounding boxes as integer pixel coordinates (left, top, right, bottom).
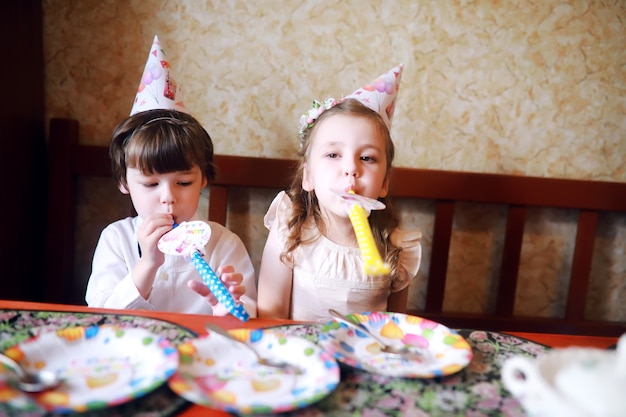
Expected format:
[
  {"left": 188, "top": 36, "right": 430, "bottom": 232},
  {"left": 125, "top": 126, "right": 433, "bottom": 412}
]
[
  {"left": 297, "top": 64, "right": 404, "bottom": 140},
  {"left": 298, "top": 98, "right": 340, "bottom": 138}
]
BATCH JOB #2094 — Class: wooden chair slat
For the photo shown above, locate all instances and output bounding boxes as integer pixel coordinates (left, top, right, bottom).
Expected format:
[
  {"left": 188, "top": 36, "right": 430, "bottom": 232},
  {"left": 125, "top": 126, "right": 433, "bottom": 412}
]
[
  {"left": 208, "top": 185, "right": 229, "bottom": 226},
  {"left": 496, "top": 205, "right": 526, "bottom": 316},
  {"left": 566, "top": 210, "right": 599, "bottom": 322},
  {"left": 424, "top": 201, "right": 455, "bottom": 313}
]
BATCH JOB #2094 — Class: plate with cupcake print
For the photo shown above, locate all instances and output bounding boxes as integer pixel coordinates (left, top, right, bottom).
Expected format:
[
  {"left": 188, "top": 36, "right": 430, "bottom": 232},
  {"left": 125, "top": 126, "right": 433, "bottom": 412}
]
[
  {"left": 169, "top": 328, "right": 340, "bottom": 414},
  {"left": 0, "top": 325, "right": 179, "bottom": 413},
  {"left": 318, "top": 311, "right": 473, "bottom": 378}
]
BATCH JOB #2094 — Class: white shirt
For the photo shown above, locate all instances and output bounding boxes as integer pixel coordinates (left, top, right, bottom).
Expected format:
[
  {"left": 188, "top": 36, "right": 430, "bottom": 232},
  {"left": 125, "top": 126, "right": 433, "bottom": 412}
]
[{"left": 86, "top": 215, "right": 257, "bottom": 316}]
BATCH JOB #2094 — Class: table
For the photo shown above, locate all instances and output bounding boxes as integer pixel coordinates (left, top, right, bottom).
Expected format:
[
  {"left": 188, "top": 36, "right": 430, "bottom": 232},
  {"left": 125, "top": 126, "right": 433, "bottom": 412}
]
[{"left": 0, "top": 300, "right": 619, "bottom": 416}]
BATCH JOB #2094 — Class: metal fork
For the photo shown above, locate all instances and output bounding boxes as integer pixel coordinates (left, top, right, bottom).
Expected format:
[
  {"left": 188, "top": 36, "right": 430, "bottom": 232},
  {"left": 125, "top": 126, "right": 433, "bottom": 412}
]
[
  {"left": 204, "top": 323, "right": 303, "bottom": 374},
  {"left": 329, "top": 309, "right": 424, "bottom": 361}
]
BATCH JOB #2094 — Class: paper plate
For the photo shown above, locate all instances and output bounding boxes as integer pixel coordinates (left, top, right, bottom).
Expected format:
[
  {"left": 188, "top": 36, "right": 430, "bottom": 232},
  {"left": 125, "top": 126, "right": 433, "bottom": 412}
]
[
  {"left": 0, "top": 325, "right": 178, "bottom": 413},
  {"left": 318, "top": 311, "right": 473, "bottom": 378},
  {"left": 169, "top": 328, "right": 340, "bottom": 414}
]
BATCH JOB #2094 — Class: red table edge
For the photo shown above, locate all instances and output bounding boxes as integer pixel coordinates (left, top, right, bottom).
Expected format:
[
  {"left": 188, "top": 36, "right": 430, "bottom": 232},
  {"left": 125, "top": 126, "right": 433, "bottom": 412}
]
[{"left": 0, "top": 300, "right": 618, "bottom": 349}]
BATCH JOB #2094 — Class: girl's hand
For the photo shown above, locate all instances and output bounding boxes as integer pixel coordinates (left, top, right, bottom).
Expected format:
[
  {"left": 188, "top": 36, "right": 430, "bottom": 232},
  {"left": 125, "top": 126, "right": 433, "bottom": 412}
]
[{"left": 187, "top": 265, "right": 247, "bottom": 316}]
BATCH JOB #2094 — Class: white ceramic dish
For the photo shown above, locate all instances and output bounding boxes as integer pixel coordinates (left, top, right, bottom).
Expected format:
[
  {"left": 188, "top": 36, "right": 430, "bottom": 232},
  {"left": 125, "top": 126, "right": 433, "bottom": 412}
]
[{"left": 502, "top": 334, "right": 626, "bottom": 417}]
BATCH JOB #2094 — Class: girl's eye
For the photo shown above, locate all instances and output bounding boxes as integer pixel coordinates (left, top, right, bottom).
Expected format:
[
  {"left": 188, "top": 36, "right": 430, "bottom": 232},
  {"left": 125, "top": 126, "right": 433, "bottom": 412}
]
[
  {"left": 179, "top": 181, "right": 193, "bottom": 186},
  {"left": 143, "top": 182, "right": 158, "bottom": 188},
  {"left": 326, "top": 153, "right": 339, "bottom": 159},
  {"left": 361, "top": 155, "right": 376, "bottom": 162}
]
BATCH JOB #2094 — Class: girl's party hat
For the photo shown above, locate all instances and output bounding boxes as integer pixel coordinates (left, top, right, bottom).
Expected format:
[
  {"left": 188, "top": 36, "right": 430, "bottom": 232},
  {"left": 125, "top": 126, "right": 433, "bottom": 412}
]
[
  {"left": 344, "top": 64, "right": 403, "bottom": 130},
  {"left": 130, "top": 35, "right": 187, "bottom": 116},
  {"left": 299, "top": 64, "right": 403, "bottom": 137}
]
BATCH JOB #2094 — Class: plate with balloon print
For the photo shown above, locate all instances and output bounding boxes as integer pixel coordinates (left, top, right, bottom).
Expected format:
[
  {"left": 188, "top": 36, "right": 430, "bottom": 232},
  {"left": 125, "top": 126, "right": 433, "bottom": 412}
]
[{"left": 319, "top": 311, "right": 473, "bottom": 378}]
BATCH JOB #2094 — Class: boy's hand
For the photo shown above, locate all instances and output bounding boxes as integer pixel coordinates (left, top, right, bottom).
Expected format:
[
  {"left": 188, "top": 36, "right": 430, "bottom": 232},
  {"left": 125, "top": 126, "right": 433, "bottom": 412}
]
[
  {"left": 136, "top": 214, "right": 176, "bottom": 267},
  {"left": 187, "top": 265, "right": 246, "bottom": 316},
  {"left": 132, "top": 214, "right": 176, "bottom": 299}
]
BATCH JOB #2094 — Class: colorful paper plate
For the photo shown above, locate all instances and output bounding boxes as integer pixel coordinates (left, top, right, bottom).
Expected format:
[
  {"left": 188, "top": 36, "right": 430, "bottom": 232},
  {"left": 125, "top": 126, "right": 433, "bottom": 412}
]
[
  {"left": 169, "top": 328, "right": 340, "bottom": 414},
  {"left": 318, "top": 311, "right": 473, "bottom": 378},
  {"left": 0, "top": 325, "right": 178, "bottom": 413}
]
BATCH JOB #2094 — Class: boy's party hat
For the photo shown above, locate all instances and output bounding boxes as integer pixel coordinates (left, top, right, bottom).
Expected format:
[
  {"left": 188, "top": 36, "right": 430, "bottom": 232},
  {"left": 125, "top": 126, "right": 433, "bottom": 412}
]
[
  {"left": 130, "top": 35, "right": 188, "bottom": 116},
  {"left": 299, "top": 64, "right": 403, "bottom": 137},
  {"left": 344, "top": 64, "right": 403, "bottom": 129}
]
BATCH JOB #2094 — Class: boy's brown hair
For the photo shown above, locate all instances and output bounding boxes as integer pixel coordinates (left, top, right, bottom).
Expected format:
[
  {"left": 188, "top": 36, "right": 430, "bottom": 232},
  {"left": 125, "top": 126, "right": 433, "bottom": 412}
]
[{"left": 110, "top": 109, "right": 216, "bottom": 188}]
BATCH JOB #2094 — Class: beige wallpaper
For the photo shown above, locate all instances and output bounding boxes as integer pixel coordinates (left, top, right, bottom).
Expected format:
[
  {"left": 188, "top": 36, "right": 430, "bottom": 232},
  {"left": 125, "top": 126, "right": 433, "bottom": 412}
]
[{"left": 43, "top": 0, "right": 625, "bottom": 322}]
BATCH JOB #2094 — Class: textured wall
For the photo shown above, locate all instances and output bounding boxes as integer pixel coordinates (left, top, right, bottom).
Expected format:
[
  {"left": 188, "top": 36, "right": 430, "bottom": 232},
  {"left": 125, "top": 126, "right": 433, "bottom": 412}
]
[{"left": 43, "top": 0, "right": 625, "bottom": 321}]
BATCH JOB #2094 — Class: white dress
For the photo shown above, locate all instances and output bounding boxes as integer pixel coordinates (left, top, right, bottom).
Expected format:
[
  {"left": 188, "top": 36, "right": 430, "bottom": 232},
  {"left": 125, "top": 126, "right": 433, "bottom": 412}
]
[
  {"left": 264, "top": 191, "right": 421, "bottom": 322},
  {"left": 86, "top": 214, "right": 257, "bottom": 316}
]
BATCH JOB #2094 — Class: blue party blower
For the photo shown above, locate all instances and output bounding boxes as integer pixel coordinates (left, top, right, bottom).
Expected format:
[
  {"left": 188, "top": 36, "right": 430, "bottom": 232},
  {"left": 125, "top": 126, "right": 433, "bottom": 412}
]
[{"left": 157, "top": 221, "right": 249, "bottom": 322}]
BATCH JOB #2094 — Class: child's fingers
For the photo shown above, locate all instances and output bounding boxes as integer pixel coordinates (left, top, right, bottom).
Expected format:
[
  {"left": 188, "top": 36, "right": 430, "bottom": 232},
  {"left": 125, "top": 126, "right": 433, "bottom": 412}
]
[
  {"left": 217, "top": 265, "right": 244, "bottom": 288},
  {"left": 221, "top": 272, "right": 243, "bottom": 285},
  {"left": 137, "top": 215, "right": 176, "bottom": 246},
  {"left": 187, "top": 280, "right": 219, "bottom": 305},
  {"left": 188, "top": 270, "right": 244, "bottom": 302},
  {"left": 226, "top": 282, "right": 245, "bottom": 299},
  {"left": 222, "top": 273, "right": 245, "bottom": 298},
  {"left": 217, "top": 265, "right": 235, "bottom": 274}
]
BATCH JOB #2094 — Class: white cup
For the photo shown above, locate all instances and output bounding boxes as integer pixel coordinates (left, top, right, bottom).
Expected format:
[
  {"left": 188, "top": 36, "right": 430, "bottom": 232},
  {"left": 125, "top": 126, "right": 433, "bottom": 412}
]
[{"left": 501, "top": 334, "right": 626, "bottom": 417}]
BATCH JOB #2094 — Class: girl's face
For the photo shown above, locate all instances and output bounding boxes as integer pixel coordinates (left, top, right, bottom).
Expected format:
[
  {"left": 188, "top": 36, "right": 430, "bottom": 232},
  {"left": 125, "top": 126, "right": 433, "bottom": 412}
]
[
  {"left": 302, "top": 114, "right": 390, "bottom": 219},
  {"left": 120, "top": 165, "right": 207, "bottom": 223}
]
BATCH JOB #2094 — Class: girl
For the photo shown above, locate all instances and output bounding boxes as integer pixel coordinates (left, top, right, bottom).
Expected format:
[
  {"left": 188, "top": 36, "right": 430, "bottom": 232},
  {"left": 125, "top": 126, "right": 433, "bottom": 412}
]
[{"left": 258, "top": 66, "right": 421, "bottom": 321}]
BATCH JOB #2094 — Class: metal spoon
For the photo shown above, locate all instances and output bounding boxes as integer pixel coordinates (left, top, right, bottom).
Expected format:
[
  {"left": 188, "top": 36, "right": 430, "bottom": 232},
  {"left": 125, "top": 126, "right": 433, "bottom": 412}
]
[
  {"left": 328, "top": 309, "right": 423, "bottom": 360},
  {"left": 0, "top": 352, "right": 61, "bottom": 392},
  {"left": 204, "top": 323, "right": 303, "bottom": 374}
]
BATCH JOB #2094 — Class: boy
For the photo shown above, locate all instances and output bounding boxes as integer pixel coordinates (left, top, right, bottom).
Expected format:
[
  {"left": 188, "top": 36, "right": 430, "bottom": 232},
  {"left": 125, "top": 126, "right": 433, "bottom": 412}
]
[{"left": 85, "top": 36, "right": 257, "bottom": 316}]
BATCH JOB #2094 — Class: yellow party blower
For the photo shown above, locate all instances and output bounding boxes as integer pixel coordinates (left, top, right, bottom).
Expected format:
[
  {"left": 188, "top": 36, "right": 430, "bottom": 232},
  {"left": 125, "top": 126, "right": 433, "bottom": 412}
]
[{"left": 336, "top": 190, "right": 391, "bottom": 276}]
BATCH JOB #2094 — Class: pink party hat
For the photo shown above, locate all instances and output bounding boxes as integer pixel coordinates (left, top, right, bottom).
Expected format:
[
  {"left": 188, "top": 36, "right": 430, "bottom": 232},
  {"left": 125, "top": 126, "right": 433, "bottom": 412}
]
[
  {"left": 344, "top": 64, "right": 403, "bottom": 129},
  {"left": 299, "top": 64, "right": 403, "bottom": 137},
  {"left": 130, "top": 35, "right": 187, "bottom": 116}
]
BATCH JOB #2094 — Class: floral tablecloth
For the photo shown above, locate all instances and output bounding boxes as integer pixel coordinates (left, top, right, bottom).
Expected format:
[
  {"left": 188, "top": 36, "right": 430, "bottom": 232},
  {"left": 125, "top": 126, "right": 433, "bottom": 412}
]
[
  {"left": 0, "top": 309, "right": 550, "bottom": 417},
  {"left": 261, "top": 324, "right": 548, "bottom": 417}
]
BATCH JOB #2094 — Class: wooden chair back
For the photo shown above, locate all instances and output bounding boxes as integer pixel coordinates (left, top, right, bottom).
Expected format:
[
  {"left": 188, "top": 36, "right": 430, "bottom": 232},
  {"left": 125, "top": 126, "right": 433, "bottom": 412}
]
[
  {"left": 391, "top": 168, "right": 626, "bottom": 336},
  {"left": 45, "top": 117, "right": 626, "bottom": 336}
]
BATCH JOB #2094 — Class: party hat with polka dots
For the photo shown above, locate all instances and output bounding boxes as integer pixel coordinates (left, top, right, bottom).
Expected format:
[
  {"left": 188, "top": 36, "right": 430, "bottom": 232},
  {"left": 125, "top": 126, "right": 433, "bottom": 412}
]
[
  {"left": 130, "top": 35, "right": 187, "bottom": 116},
  {"left": 299, "top": 64, "right": 403, "bottom": 137},
  {"left": 344, "top": 63, "right": 403, "bottom": 129}
]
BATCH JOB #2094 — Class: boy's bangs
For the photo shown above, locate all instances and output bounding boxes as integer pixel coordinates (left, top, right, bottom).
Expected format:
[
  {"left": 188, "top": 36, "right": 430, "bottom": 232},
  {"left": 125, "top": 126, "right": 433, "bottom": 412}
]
[{"left": 125, "top": 131, "right": 194, "bottom": 175}]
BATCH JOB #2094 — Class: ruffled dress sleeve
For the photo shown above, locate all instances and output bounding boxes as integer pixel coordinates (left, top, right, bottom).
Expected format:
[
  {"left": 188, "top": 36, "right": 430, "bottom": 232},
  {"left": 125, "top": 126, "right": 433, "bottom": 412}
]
[
  {"left": 263, "top": 191, "right": 286, "bottom": 231},
  {"left": 390, "top": 229, "right": 422, "bottom": 292},
  {"left": 263, "top": 191, "right": 294, "bottom": 256}
]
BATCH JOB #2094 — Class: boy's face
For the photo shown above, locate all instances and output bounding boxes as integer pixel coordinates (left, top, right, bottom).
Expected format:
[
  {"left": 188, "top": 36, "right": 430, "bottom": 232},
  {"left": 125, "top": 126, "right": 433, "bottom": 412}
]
[
  {"left": 302, "top": 114, "right": 389, "bottom": 219},
  {"left": 120, "top": 166, "right": 207, "bottom": 223}
]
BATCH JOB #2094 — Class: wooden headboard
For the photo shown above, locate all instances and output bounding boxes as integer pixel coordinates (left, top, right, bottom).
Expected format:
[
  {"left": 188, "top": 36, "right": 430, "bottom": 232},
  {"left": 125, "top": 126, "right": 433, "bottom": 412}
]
[{"left": 45, "top": 118, "right": 626, "bottom": 336}]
